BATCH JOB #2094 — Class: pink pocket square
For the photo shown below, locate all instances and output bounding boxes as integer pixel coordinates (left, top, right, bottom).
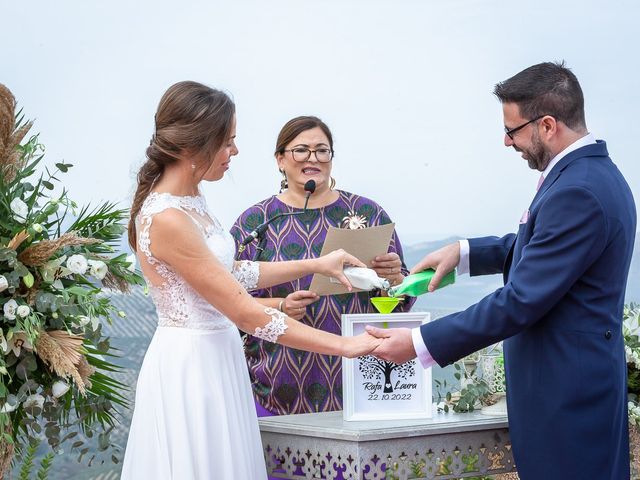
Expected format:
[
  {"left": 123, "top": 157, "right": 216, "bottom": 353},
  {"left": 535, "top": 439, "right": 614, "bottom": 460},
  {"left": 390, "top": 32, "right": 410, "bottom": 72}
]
[{"left": 519, "top": 209, "right": 530, "bottom": 224}]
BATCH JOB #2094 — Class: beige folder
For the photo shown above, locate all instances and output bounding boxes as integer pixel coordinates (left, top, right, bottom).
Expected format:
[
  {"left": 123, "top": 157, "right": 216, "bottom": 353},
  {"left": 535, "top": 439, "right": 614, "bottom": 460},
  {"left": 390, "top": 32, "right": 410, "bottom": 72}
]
[{"left": 309, "top": 223, "right": 395, "bottom": 295}]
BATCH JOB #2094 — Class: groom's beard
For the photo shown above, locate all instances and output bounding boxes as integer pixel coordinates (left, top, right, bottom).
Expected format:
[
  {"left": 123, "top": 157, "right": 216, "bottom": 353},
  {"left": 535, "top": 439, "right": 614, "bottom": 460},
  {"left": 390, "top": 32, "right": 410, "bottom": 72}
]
[{"left": 515, "top": 131, "right": 553, "bottom": 172}]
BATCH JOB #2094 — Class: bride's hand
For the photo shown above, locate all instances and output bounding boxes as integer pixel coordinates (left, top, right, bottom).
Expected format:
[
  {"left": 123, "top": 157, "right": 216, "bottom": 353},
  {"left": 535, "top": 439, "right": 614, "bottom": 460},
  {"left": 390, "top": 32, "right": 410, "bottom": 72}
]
[
  {"left": 314, "top": 249, "right": 366, "bottom": 291},
  {"left": 341, "top": 332, "right": 383, "bottom": 359}
]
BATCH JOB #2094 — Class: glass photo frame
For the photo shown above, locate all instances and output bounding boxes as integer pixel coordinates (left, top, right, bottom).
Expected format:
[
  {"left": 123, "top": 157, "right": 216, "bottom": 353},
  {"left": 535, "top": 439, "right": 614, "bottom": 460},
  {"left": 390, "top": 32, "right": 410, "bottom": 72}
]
[{"left": 342, "top": 312, "right": 432, "bottom": 421}]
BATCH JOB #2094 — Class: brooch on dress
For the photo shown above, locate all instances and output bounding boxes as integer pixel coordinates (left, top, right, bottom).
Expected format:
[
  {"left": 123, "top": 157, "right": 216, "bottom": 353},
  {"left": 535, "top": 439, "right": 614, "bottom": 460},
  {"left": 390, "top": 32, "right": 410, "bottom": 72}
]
[{"left": 341, "top": 211, "right": 368, "bottom": 229}]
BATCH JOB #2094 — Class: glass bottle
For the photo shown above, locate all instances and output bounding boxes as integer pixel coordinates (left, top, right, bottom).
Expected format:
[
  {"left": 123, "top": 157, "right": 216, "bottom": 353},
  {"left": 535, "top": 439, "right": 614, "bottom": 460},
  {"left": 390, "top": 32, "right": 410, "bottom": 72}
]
[
  {"left": 387, "top": 269, "right": 455, "bottom": 297},
  {"left": 330, "top": 266, "right": 390, "bottom": 291}
]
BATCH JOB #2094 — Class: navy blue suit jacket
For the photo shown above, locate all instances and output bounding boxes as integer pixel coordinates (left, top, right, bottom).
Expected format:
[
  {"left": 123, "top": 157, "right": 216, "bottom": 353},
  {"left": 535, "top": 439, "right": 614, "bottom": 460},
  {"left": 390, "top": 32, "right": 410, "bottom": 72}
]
[{"left": 421, "top": 141, "right": 636, "bottom": 479}]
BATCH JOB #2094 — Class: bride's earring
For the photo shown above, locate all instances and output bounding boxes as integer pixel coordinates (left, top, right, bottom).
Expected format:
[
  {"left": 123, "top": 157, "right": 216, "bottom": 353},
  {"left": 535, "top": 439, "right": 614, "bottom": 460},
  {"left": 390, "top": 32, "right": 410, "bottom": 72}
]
[
  {"left": 279, "top": 169, "right": 288, "bottom": 193},
  {"left": 191, "top": 163, "right": 196, "bottom": 170}
]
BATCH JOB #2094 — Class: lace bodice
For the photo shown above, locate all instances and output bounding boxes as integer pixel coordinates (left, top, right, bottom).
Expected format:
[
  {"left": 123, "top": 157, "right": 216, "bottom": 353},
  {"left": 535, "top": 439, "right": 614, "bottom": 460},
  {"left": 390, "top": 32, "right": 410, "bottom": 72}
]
[{"left": 137, "top": 192, "right": 259, "bottom": 330}]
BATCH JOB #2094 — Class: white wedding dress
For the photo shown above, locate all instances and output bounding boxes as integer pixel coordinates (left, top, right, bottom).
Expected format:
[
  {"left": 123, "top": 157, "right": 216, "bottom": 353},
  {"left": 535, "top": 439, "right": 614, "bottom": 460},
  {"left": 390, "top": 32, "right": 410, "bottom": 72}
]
[{"left": 121, "top": 192, "right": 267, "bottom": 480}]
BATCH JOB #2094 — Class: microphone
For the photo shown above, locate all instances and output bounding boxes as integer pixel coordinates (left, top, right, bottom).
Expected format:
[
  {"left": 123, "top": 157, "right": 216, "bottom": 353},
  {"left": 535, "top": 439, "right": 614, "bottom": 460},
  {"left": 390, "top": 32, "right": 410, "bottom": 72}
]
[
  {"left": 238, "top": 223, "right": 270, "bottom": 250},
  {"left": 237, "top": 179, "right": 317, "bottom": 254},
  {"left": 302, "top": 180, "right": 316, "bottom": 211}
]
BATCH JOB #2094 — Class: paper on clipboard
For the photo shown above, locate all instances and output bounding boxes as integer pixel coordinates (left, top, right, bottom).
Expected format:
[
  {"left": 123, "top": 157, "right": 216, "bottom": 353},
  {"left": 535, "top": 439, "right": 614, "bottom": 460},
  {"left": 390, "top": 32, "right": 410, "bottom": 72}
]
[{"left": 309, "top": 223, "right": 395, "bottom": 295}]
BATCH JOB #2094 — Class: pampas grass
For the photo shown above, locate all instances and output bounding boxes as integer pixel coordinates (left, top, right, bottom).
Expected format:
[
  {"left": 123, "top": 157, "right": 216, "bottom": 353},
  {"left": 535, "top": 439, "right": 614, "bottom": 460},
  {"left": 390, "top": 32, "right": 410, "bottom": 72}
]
[
  {"left": 18, "top": 232, "right": 100, "bottom": 267},
  {"left": 0, "top": 84, "right": 33, "bottom": 183}
]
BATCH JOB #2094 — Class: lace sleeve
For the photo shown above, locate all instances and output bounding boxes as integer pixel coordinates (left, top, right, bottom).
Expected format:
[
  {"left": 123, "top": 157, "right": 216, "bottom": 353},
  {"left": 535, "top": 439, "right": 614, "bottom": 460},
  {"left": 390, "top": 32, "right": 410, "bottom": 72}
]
[
  {"left": 253, "top": 307, "right": 288, "bottom": 343},
  {"left": 138, "top": 213, "right": 154, "bottom": 262},
  {"left": 232, "top": 260, "right": 260, "bottom": 290}
]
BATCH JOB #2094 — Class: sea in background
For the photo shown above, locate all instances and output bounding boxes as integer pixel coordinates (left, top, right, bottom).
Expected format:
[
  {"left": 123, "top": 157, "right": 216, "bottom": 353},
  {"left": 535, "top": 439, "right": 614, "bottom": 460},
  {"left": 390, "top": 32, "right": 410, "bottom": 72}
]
[{"left": 19, "top": 234, "right": 639, "bottom": 478}]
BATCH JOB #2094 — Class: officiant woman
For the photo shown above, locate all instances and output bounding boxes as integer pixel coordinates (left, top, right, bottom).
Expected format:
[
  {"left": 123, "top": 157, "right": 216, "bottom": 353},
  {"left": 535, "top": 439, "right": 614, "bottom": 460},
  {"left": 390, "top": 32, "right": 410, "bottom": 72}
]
[{"left": 231, "top": 115, "right": 415, "bottom": 417}]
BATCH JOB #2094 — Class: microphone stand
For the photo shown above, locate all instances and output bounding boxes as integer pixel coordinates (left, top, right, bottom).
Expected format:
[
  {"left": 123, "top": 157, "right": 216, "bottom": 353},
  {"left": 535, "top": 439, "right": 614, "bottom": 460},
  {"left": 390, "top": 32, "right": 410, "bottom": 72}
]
[
  {"left": 240, "top": 181, "right": 316, "bottom": 261},
  {"left": 253, "top": 232, "right": 269, "bottom": 261},
  {"left": 252, "top": 207, "right": 308, "bottom": 261}
]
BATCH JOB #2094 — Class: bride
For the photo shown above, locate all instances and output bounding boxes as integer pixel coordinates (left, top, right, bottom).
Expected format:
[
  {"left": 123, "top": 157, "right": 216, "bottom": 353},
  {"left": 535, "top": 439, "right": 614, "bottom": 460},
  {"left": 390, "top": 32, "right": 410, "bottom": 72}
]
[{"left": 120, "top": 81, "right": 382, "bottom": 479}]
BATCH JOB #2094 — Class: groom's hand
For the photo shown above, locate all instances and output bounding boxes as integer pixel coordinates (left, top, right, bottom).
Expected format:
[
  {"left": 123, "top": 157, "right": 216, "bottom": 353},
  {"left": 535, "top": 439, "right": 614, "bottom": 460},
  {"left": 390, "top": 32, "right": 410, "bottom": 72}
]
[
  {"left": 365, "top": 326, "right": 417, "bottom": 364},
  {"left": 410, "top": 242, "right": 460, "bottom": 292}
]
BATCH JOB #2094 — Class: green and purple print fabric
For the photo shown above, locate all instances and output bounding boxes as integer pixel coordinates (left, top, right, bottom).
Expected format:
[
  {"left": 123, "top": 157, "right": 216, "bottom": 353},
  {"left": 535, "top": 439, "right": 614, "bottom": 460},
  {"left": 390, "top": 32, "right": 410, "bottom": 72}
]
[{"left": 231, "top": 190, "right": 414, "bottom": 415}]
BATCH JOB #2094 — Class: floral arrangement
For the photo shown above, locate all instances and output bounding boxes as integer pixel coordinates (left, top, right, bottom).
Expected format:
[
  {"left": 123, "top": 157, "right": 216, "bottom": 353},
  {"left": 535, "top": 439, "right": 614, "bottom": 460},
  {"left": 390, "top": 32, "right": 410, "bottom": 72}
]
[
  {"left": 624, "top": 303, "right": 640, "bottom": 426},
  {"left": 0, "top": 83, "right": 143, "bottom": 474},
  {"left": 433, "top": 343, "right": 507, "bottom": 415}
]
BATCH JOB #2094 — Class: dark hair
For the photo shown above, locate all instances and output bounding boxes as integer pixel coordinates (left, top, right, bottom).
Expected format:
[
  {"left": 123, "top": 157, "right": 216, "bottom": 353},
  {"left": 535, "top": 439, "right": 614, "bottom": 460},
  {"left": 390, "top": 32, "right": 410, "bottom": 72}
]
[
  {"left": 493, "top": 61, "right": 586, "bottom": 130},
  {"left": 128, "top": 81, "right": 235, "bottom": 250},
  {"left": 274, "top": 116, "right": 334, "bottom": 155}
]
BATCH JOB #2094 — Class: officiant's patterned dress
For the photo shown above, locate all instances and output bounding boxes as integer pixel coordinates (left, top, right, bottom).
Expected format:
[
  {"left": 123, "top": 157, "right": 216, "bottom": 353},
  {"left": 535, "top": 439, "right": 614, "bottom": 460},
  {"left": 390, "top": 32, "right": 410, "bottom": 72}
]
[{"left": 231, "top": 190, "right": 415, "bottom": 415}]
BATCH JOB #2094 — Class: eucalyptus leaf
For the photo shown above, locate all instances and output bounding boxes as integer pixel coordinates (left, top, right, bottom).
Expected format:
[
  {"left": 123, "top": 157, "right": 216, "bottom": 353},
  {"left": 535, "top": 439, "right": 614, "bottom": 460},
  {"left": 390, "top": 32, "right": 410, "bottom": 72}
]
[
  {"left": 17, "top": 379, "right": 39, "bottom": 398},
  {"left": 98, "top": 431, "right": 110, "bottom": 451},
  {"left": 67, "top": 286, "right": 90, "bottom": 297},
  {"left": 14, "top": 263, "right": 29, "bottom": 277},
  {"left": 16, "top": 356, "right": 37, "bottom": 380},
  {"left": 0, "top": 248, "right": 17, "bottom": 262}
]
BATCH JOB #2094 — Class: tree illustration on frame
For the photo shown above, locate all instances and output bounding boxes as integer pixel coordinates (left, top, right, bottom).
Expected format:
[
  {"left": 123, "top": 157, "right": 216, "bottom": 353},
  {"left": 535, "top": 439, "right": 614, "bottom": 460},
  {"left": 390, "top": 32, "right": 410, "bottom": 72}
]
[{"left": 358, "top": 356, "right": 416, "bottom": 393}]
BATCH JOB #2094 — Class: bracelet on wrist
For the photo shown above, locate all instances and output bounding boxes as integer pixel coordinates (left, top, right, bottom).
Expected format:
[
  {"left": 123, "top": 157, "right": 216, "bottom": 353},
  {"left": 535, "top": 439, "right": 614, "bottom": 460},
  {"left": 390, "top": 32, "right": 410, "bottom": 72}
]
[{"left": 278, "top": 299, "right": 285, "bottom": 312}]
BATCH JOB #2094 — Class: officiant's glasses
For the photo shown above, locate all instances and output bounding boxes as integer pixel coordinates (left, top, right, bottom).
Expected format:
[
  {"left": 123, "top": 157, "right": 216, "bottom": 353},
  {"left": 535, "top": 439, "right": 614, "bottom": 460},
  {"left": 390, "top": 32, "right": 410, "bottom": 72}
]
[
  {"left": 504, "top": 115, "right": 548, "bottom": 140},
  {"left": 284, "top": 147, "right": 334, "bottom": 163}
]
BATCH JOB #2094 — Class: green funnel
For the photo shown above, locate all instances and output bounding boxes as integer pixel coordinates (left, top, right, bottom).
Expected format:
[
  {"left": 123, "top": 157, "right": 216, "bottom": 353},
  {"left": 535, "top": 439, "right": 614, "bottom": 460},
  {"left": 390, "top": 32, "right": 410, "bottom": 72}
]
[{"left": 370, "top": 296, "right": 400, "bottom": 314}]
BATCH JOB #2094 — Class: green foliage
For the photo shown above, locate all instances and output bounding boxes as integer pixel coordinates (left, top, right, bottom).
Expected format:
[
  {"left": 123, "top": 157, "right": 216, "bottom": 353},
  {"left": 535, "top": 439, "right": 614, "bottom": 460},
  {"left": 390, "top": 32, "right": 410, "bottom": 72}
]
[
  {"left": 17, "top": 441, "right": 38, "bottom": 480},
  {"left": 36, "top": 453, "right": 55, "bottom": 480},
  {"left": 0, "top": 91, "right": 144, "bottom": 468},
  {"left": 16, "top": 439, "right": 55, "bottom": 480},
  {"left": 434, "top": 354, "right": 494, "bottom": 413},
  {"left": 624, "top": 304, "right": 640, "bottom": 426},
  {"left": 452, "top": 378, "right": 492, "bottom": 413}
]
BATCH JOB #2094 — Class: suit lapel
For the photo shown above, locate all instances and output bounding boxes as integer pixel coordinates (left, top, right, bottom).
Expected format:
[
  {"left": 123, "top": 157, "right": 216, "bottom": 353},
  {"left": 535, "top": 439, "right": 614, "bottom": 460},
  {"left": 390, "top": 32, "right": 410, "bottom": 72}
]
[
  {"left": 532, "top": 140, "right": 608, "bottom": 207},
  {"left": 504, "top": 141, "right": 609, "bottom": 284}
]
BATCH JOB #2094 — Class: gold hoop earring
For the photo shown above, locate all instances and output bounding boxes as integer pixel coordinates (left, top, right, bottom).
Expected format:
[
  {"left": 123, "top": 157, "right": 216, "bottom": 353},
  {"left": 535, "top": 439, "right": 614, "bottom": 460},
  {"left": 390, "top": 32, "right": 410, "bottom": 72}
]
[
  {"left": 279, "top": 169, "right": 288, "bottom": 193},
  {"left": 330, "top": 176, "right": 336, "bottom": 190}
]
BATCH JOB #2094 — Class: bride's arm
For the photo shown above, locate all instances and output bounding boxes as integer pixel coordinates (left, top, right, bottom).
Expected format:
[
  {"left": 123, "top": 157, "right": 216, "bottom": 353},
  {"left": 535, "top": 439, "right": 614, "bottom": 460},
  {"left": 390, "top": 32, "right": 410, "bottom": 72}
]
[
  {"left": 148, "top": 210, "right": 379, "bottom": 357},
  {"left": 234, "top": 253, "right": 365, "bottom": 291}
]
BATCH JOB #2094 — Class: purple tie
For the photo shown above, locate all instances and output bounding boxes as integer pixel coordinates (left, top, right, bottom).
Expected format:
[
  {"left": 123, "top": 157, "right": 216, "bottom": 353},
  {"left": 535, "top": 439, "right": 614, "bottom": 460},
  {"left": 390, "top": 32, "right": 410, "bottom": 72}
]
[{"left": 536, "top": 174, "right": 545, "bottom": 191}]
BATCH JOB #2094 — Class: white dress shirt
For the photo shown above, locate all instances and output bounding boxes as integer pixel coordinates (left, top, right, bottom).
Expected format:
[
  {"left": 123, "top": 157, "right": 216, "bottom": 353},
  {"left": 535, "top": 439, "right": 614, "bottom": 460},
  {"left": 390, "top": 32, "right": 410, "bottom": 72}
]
[{"left": 411, "top": 133, "right": 597, "bottom": 368}]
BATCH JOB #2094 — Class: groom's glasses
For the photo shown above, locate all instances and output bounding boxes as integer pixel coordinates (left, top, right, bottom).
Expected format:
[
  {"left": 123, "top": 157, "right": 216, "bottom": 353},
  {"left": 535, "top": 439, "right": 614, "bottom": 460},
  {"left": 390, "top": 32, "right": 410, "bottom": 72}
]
[{"left": 504, "top": 115, "right": 549, "bottom": 140}]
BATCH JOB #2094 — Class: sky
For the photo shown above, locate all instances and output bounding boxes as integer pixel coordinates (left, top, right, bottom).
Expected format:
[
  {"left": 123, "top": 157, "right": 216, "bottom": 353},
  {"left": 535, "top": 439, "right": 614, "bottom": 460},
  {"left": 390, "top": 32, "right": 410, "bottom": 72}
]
[{"left": 2, "top": 0, "right": 639, "bottom": 245}]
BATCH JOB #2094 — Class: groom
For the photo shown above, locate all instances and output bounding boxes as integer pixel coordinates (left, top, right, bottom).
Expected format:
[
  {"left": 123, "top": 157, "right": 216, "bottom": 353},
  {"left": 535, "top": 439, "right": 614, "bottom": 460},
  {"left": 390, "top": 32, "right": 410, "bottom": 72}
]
[{"left": 368, "top": 62, "right": 636, "bottom": 479}]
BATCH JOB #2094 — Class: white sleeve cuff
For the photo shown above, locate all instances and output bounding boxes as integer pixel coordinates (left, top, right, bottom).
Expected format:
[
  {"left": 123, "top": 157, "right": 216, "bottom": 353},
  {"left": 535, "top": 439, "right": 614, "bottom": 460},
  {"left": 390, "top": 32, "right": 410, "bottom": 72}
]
[
  {"left": 411, "top": 327, "right": 437, "bottom": 369},
  {"left": 457, "top": 239, "right": 470, "bottom": 275}
]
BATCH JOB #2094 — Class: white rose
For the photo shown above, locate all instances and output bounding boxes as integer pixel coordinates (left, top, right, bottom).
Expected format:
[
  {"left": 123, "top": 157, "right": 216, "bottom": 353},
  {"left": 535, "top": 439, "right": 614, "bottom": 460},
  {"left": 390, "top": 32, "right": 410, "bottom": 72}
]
[
  {"left": 16, "top": 305, "right": 30, "bottom": 318},
  {"left": 88, "top": 260, "right": 108, "bottom": 280},
  {"left": 10, "top": 198, "right": 28, "bottom": 222},
  {"left": 3, "top": 299, "right": 18, "bottom": 320},
  {"left": 66, "top": 254, "right": 88, "bottom": 275},
  {"left": 0, "top": 275, "right": 8, "bottom": 292},
  {"left": 23, "top": 393, "right": 45, "bottom": 410},
  {"left": 126, "top": 254, "right": 137, "bottom": 272},
  {"left": 52, "top": 380, "right": 70, "bottom": 398}
]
